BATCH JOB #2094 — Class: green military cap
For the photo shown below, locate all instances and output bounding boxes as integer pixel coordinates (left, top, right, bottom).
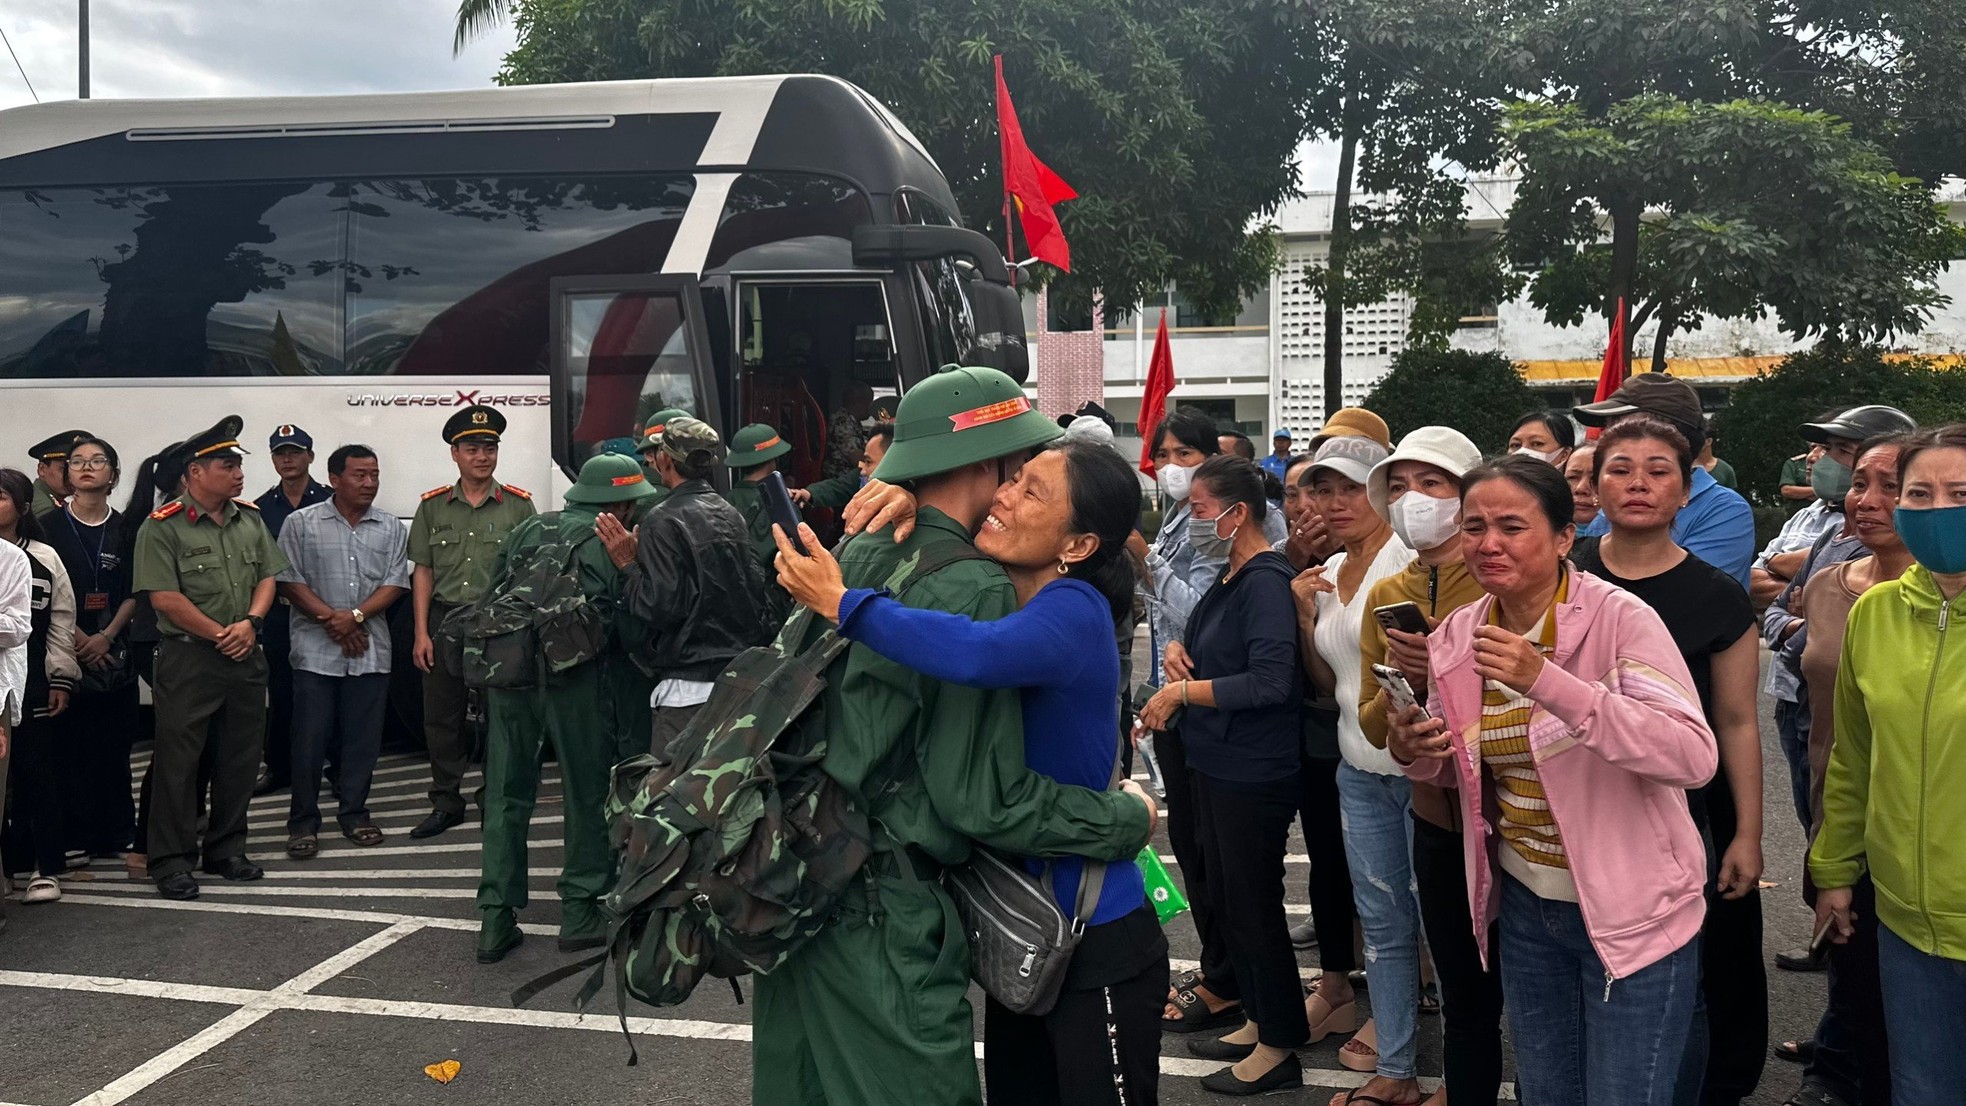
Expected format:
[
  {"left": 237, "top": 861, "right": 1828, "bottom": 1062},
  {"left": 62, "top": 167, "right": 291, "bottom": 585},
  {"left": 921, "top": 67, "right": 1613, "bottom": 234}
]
[
  {"left": 444, "top": 404, "right": 507, "bottom": 445},
  {"left": 658, "top": 416, "right": 725, "bottom": 464},
  {"left": 638, "top": 407, "right": 693, "bottom": 452},
  {"left": 29, "top": 429, "right": 91, "bottom": 463},
  {"left": 564, "top": 452, "right": 660, "bottom": 506},
  {"left": 874, "top": 365, "right": 1060, "bottom": 483},
  {"left": 184, "top": 415, "right": 248, "bottom": 461},
  {"left": 727, "top": 423, "right": 792, "bottom": 469}
]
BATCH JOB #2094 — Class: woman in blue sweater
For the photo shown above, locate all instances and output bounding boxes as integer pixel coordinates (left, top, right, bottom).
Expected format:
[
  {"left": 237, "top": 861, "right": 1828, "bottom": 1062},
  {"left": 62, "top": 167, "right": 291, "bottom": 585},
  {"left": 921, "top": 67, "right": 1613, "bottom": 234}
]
[{"left": 774, "top": 439, "right": 1169, "bottom": 1106}]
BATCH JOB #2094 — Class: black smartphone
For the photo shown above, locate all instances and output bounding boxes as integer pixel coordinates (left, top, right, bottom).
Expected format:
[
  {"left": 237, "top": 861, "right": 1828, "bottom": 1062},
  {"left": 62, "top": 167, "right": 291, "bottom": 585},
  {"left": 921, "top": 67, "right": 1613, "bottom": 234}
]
[
  {"left": 761, "top": 471, "right": 809, "bottom": 556},
  {"left": 1373, "top": 601, "right": 1431, "bottom": 636}
]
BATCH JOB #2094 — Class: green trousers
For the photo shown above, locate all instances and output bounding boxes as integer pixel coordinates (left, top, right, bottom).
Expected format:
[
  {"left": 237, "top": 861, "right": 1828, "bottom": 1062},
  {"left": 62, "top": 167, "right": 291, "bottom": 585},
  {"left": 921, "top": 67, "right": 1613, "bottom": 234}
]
[
  {"left": 476, "top": 661, "right": 620, "bottom": 917},
  {"left": 751, "top": 870, "right": 980, "bottom": 1106},
  {"left": 148, "top": 638, "right": 267, "bottom": 879}
]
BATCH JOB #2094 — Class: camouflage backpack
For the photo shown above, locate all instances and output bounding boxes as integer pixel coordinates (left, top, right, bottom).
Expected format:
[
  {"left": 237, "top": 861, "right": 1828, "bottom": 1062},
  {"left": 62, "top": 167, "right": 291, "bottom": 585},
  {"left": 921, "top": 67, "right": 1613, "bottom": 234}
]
[
  {"left": 512, "top": 541, "right": 981, "bottom": 1060},
  {"left": 445, "top": 516, "right": 609, "bottom": 690}
]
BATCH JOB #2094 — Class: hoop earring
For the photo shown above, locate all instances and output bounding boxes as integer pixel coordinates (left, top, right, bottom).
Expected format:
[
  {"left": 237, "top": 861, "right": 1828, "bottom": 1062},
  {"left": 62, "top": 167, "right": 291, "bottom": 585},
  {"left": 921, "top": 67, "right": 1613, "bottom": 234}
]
[{"left": 1057, "top": 560, "right": 1070, "bottom": 575}]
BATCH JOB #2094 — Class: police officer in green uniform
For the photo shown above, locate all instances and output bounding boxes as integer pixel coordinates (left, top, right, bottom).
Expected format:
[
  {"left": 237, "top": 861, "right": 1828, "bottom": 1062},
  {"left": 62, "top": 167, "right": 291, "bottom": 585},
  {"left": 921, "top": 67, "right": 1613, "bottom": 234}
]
[
  {"left": 131, "top": 416, "right": 289, "bottom": 900},
  {"left": 724, "top": 422, "right": 795, "bottom": 569},
  {"left": 475, "top": 453, "right": 658, "bottom": 963},
  {"left": 408, "top": 404, "right": 536, "bottom": 839},
  {"left": 28, "top": 429, "right": 90, "bottom": 517},
  {"left": 750, "top": 367, "right": 1156, "bottom": 1106}
]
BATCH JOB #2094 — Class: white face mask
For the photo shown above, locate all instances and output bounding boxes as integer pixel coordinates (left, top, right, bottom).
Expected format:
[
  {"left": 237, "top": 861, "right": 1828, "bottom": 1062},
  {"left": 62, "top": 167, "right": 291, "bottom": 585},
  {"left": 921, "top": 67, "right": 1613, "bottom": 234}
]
[
  {"left": 1514, "top": 446, "right": 1562, "bottom": 466},
  {"left": 1389, "top": 492, "right": 1461, "bottom": 551},
  {"left": 1157, "top": 463, "right": 1194, "bottom": 502}
]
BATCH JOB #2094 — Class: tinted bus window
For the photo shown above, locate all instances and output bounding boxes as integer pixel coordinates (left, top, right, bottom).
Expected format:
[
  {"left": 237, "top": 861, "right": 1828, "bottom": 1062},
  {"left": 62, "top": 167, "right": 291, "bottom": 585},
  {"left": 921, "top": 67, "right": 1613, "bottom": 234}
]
[
  {"left": 0, "top": 175, "right": 694, "bottom": 379},
  {"left": 704, "top": 173, "right": 870, "bottom": 272},
  {"left": 896, "top": 190, "right": 977, "bottom": 369}
]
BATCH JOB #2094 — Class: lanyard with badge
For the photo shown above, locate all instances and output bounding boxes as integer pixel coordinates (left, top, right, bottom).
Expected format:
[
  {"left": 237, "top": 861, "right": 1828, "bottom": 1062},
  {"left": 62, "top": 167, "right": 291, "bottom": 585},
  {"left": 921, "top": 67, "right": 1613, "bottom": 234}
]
[{"left": 65, "top": 505, "right": 113, "bottom": 615}]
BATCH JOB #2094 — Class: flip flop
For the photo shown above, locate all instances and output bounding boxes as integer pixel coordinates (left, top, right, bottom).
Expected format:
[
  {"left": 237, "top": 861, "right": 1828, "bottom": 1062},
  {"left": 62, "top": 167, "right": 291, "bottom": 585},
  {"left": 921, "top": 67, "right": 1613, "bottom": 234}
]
[{"left": 1774, "top": 1039, "right": 1815, "bottom": 1063}]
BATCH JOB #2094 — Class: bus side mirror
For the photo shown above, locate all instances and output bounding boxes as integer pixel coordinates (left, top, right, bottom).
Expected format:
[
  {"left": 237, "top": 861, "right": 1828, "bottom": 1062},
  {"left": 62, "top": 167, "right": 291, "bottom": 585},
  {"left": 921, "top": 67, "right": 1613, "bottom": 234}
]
[
  {"left": 852, "top": 226, "right": 1012, "bottom": 286},
  {"left": 968, "top": 281, "right": 1030, "bottom": 384}
]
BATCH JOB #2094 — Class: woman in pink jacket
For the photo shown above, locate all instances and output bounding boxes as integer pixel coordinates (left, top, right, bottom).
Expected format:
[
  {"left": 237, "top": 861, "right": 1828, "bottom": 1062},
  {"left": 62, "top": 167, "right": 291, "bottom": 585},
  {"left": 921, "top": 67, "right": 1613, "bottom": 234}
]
[{"left": 1387, "top": 454, "right": 1718, "bottom": 1106}]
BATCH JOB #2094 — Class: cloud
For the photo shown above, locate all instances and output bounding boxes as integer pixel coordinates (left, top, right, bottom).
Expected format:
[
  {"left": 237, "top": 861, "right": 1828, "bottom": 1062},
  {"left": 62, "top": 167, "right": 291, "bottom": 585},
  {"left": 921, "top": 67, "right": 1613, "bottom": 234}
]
[{"left": 0, "top": 0, "right": 517, "bottom": 111}]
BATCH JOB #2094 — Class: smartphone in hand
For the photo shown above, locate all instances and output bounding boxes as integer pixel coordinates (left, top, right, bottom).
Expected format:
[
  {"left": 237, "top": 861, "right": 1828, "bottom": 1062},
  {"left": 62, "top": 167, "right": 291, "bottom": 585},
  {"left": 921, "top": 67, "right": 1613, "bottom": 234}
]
[
  {"left": 1374, "top": 601, "right": 1431, "bottom": 636},
  {"left": 761, "top": 471, "right": 809, "bottom": 556},
  {"left": 1371, "top": 663, "right": 1432, "bottom": 722}
]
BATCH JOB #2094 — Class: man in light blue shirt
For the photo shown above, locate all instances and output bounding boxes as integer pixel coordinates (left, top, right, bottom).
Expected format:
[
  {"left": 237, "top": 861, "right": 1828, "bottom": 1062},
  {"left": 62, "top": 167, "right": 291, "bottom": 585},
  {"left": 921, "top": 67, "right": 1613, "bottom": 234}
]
[
  {"left": 1259, "top": 427, "right": 1294, "bottom": 482},
  {"left": 274, "top": 444, "right": 410, "bottom": 855},
  {"left": 1574, "top": 373, "right": 1757, "bottom": 588}
]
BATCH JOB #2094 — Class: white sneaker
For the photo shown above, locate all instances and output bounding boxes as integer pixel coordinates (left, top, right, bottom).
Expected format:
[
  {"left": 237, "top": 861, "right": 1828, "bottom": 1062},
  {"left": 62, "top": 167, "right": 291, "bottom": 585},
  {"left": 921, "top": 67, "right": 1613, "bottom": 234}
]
[{"left": 22, "top": 876, "right": 61, "bottom": 904}]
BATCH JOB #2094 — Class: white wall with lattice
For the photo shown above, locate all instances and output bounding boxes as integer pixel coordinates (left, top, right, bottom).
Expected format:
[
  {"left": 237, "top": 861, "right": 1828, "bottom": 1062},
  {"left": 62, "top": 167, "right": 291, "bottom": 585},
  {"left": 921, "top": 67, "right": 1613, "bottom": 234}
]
[{"left": 1273, "top": 239, "right": 1413, "bottom": 434}]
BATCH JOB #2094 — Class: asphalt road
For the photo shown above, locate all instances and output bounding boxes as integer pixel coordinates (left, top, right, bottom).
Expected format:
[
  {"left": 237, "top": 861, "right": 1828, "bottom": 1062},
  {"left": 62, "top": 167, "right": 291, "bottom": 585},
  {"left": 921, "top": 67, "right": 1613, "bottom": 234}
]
[{"left": 2, "top": 664, "right": 1827, "bottom": 1106}]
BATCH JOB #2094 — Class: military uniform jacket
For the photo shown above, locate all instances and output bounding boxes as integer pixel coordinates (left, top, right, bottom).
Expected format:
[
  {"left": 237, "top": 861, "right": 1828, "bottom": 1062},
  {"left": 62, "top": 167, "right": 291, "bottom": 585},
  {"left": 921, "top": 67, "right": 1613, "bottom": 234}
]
[
  {"left": 822, "top": 506, "right": 1150, "bottom": 868},
  {"left": 30, "top": 477, "right": 62, "bottom": 518},
  {"left": 722, "top": 481, "right": 780, "bottom": 570},
  {"left": 408, "top": 481, "right": 536, "bottom": 606},
  {"left": 132, "top": 496, "right": 290, "bottom": 638}
]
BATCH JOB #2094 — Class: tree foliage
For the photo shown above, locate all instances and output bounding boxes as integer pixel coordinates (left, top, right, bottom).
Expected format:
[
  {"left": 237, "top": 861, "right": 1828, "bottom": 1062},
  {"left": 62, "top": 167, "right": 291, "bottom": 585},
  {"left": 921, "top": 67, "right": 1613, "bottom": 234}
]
[
  {"left": 1361, "top": 349, "right": 1543, "bottom": 450},
  {"left": 1713, "top": 346, "right": 1966, "bottom": 509},
  {"left": 463, "top": 0, "right": 1318, "bottom": 321}
]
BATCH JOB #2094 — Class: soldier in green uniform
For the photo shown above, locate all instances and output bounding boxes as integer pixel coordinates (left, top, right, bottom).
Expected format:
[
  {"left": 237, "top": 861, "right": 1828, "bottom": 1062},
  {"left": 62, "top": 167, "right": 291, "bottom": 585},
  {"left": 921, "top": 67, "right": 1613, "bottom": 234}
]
[
  {"left": 131, "top": 416, "right": 289, "bottom": 900},
  {"left": 636, "top": 407, "right": 693, "bottom": 505},
  {"left": 475, "top": 453, "right": 658, "bottom": 963},
  {"left": 407, "top": 404, "right": 536, "bottom": 839},
  {"left": 28, "top": 430, "right": 90, "bottom": 517},
  {"left": 723, "top": 423, "right": 795, "bottom": 569},
  {"left": 749, "top": 367, "right": 1156, "bottom": 1106},
  {"left": 799, "top": 422, "right": 892, "bottom": 510}
]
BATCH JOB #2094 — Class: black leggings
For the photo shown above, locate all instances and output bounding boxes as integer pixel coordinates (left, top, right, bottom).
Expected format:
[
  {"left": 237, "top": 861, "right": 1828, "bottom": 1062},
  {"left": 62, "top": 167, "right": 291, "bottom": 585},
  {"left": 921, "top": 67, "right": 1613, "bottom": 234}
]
[
  {"left": 984, "top": 916, "right": 1169, "bottom": 1106},
  {"left": 1192, "top": 771, "right": 1309, "bottom": 1049},
  {"left": 1, "top": 712, "right": 69, "bottom": 878},
  {"left": 1413, "top": 813, "right": 1506, "bottom": 1106},
  {"left": 1298, "top": 753, "right": 1357, "bottom": 972},
  {"left": 1155, "top": 727, "right": 1229, "bottom": 985}
]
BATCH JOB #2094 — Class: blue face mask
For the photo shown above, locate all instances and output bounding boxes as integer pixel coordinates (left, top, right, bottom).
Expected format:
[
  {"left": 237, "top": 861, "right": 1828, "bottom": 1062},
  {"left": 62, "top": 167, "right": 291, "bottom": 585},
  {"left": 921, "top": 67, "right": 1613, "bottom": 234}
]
[{"left": 1895, "top": 504, "right": 1966, "bottom": 576}]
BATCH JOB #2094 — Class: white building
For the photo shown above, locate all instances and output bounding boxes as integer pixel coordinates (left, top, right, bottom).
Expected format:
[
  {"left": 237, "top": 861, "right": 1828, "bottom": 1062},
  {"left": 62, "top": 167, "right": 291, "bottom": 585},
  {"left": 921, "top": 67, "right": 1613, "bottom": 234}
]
[{"left": 1031, "top": 176, "right": 1966, "bottom": 456}]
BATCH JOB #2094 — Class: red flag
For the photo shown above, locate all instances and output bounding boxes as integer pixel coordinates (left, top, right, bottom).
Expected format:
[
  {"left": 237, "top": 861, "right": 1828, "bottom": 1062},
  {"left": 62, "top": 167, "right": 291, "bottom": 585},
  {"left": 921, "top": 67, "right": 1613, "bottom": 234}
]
[
  {"left": 1138, "top": 308, "right": 1175, "bottom": 477},
  {"left": 1587, "top": 298, "right": 1628, "bottom": 440},
  {"left": 996, "top": 55, "right": 1077, "bottom": 272}
]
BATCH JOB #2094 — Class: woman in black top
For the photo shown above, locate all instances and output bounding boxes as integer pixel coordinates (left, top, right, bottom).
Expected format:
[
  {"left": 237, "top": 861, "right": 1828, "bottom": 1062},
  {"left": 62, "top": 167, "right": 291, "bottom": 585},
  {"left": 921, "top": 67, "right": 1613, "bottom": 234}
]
[
  {"left": 1139, "top": 456, "right": 1306, "bottom": 1096},
  {"left": 1569, "top": 415, "right": 1765, "bottom": 1106},
  {"left": 42, "top": 436, "right": 141, "bottom": 858}
]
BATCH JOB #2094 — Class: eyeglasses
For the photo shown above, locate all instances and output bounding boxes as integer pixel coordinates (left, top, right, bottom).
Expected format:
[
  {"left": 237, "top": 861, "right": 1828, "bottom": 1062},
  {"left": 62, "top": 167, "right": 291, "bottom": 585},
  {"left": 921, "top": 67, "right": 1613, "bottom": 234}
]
[{"left": 65, "top": 458, "right": 111, "bottom": 470}]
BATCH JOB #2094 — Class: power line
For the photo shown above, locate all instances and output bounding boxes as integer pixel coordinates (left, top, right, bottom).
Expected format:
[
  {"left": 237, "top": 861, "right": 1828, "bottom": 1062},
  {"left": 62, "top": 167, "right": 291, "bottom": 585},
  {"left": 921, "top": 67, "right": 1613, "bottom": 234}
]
[{"left": 0, "top": 17, "right": 38, "bottom": 103}]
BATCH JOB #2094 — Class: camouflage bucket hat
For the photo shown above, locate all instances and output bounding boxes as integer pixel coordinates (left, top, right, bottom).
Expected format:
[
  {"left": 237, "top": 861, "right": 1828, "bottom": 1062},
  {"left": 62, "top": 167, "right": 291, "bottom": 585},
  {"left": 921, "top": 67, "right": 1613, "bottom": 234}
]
[
  {"left": 565, "top": 452, "right": 660, "bottom": 505},
  {"left": 874, "top": 365, "right": 1061, "bottom": 483},
  {"left": 658, "top": 416, "right": 726, "bottom": 465},
  {"left": 727, "top": 423, "right": 792, "bottom": 469}
]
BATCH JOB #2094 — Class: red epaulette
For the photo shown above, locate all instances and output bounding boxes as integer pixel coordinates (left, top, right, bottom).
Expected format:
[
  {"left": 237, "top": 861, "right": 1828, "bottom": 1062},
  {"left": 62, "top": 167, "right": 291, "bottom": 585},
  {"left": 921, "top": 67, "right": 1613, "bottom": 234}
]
[
  {"left": 421, "top": 485, "right": 453, "bottom": 502},
  {"left": 149, "top": 501, "right": 184, "bottom": 522},
  {"left": 233, "top": 497, "right": 261, "bottom": 510},
  {"left": 501, "top": 484, "right": 533, "bottom": 500}
]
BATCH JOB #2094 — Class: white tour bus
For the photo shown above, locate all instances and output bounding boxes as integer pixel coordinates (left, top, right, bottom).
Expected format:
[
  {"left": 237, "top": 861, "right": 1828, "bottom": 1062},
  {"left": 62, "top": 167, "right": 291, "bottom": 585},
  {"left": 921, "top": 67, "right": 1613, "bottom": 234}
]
[{"left": 0, "top": 74, "right": 1028, "bottom": 515}]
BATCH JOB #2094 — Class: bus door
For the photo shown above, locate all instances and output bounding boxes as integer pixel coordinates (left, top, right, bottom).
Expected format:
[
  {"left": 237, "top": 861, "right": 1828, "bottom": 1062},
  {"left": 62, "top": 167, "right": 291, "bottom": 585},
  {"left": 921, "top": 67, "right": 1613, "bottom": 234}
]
[
  {"left": 549, "top": 274, "right": 720, "bottom": 483},
  {"left": 729, "top": 275, "right": 899, "bottom": 490}
]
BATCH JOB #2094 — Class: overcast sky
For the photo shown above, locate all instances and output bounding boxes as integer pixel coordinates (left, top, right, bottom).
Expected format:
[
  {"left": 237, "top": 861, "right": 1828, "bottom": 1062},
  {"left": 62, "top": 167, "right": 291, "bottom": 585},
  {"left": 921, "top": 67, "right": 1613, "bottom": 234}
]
[{"left": 0, "top": 1, "right": 516, "bottom": 109}]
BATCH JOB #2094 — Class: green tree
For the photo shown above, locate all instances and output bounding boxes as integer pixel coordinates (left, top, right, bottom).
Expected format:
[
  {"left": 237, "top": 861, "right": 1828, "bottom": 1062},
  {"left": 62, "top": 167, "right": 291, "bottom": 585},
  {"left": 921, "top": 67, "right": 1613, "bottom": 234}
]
[
  {"left": 1361, "top": 348, "right": 1543, "bottom": 449},
  {"left": 1506, "top": 95, "right": 1963, "bottom": 371},
  {"left": 456, "top": 0, "right": 1319, "bottom": 321},
  {"left": 1713, "top": 346, "right": 1966, "bottom": 509}
]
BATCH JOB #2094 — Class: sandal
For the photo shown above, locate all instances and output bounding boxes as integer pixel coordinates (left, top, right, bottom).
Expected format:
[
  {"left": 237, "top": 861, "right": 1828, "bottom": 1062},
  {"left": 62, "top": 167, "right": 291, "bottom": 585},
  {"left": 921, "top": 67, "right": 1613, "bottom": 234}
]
[
  {"left": 1774, "top": 1038, "right": 1815, "bottom": 1063},
  {"left": 286, "top": 834, "right": 318, "bottom": 860},
  {"left": 1162, "top": 982, "right": 1243, "bottom": 1034},
  {"left": 1418, "top": 982, "right": 1441, "bottom": 1016},
  {"left": 124, "top": 852, "right": 147, "bottom": 880},
  {"left": 1338, "top": 1018, "right": 1380, "bottom": 1073},
  {"left": 343, "top": 823, "right": 385, "bottom": 847},
  {"left": 1303, "top": 987, "right": 1360, "bottom": 1044},
  {"left": 22, "top": 876, "right": 61, "bottom": 904}
]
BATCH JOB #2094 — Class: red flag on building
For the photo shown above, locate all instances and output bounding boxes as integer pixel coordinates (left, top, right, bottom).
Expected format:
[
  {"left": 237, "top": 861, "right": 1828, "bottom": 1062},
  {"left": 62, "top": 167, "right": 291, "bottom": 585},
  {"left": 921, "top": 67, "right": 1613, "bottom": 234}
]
[
  {"left": 1587, "top": 299, "right": 1628, "bottom": 440},
  {"left": 996, "top": 55, "right": 1078, "bottom": 272},
  {"left": 1138, "top": 308, "right": 1175, "bottom": 477}
]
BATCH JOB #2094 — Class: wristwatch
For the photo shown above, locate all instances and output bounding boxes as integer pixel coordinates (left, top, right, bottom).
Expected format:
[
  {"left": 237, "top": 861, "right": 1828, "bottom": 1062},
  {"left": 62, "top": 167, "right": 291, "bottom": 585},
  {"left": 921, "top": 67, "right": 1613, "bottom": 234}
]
[
  {"left": 247, "top": 615, "right": 265, "bottom": 633},
  {"left": 351, "top": 608, "right": 366, "bottom": 625}
]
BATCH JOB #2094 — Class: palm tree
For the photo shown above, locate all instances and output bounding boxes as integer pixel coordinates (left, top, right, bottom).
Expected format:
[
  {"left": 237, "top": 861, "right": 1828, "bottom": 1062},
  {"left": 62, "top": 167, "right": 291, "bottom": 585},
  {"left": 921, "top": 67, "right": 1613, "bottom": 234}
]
[{"left": 453, "top": 0, "right": 511, "bottom": 54}]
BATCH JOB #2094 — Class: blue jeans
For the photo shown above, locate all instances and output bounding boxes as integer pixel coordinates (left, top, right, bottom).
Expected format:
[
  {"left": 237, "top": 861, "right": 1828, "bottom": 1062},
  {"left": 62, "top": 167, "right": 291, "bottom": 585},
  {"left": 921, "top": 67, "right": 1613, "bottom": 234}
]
[
  {"left": 1499, "top": 872, "right": 1699, "bottom": 1106},
  {"left": 1877, "top": 923, "right": 1966, "bottom": 1106},
  {"left": 1774, "top": 697, "right": 1812, "bottom": 833},
  {"left": 1335, "top": 760, "right": 1421, "bottom": 1079}
]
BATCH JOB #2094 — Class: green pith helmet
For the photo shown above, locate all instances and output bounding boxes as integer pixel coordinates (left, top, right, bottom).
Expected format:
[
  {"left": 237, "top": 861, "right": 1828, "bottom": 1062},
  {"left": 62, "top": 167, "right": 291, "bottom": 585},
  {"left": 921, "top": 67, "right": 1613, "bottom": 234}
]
[
  {"left": 638, "top": 407, "right": 693, "bottom": 452},
  {"left": 874, "top": 365, "right": 1061, "bottom": 483},
  {"left": 727, "top": 423, "right": 792, "bottom": 469},
  {"left": 564, "top": 452, "right": 660, "bottom": 506}
]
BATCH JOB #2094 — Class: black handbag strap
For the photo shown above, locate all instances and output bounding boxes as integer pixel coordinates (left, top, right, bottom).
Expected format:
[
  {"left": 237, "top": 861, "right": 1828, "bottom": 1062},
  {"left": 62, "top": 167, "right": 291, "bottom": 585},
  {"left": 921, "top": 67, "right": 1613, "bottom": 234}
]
[{"left": 1060, "top": 741, "right": 1129, "bottom": 932}]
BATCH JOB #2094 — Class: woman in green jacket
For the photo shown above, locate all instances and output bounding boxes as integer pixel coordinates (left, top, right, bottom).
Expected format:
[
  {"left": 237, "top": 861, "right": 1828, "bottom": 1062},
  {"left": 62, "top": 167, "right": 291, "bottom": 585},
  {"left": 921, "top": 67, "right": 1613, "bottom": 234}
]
[{"left": 1811, "top": 424, "right": 1966, "bottom": 1106}]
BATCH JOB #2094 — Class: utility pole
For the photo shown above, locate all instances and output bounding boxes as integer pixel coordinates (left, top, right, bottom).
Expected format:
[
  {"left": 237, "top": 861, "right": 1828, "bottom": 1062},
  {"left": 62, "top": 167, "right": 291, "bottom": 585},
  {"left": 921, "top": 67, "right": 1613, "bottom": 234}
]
[{"left": 78, "top": 0, "right": 89, "bottom": 99}]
